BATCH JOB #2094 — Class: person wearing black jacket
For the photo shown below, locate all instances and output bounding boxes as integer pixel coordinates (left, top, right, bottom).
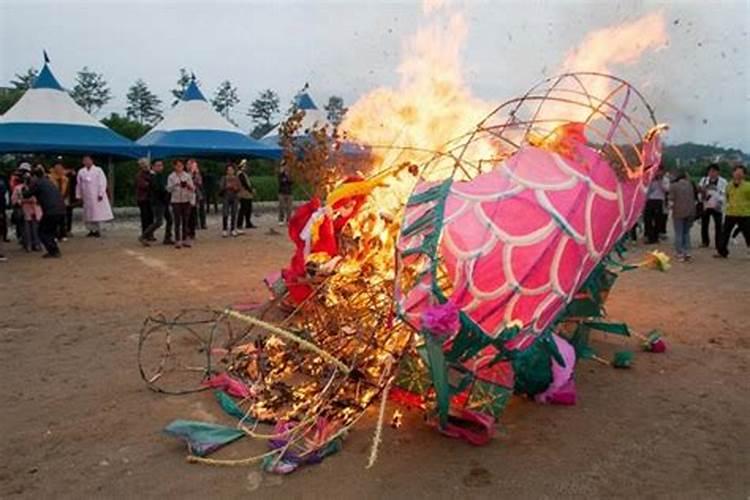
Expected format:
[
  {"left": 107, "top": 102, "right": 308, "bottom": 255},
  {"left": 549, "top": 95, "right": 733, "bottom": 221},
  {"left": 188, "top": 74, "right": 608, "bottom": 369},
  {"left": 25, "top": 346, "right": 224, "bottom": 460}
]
[
  {"left": 139, "top": 161, "right": 174, "bottom": 246},
  {"left": 0, "top": 175, "right": 8, "bottom": 243},
  {"left": 236, "top": 161, "right": 256, "bottom": 230},
  {"left": 24, "top": 167, "right": 66, "bottom": 258}
]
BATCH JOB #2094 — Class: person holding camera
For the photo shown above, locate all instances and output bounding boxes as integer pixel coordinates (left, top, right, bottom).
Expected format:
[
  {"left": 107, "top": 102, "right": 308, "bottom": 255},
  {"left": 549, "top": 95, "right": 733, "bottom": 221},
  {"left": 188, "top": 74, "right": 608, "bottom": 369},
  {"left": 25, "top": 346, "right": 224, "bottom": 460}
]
[
  {"left": 166, "top": 159, "right": 195, "bottom": 249},
  {"left": 11, "top": 163, "right": 42, "bottom": 252},
  {"left": 23, "top": 166, "right": 66, "bottom": 258}
]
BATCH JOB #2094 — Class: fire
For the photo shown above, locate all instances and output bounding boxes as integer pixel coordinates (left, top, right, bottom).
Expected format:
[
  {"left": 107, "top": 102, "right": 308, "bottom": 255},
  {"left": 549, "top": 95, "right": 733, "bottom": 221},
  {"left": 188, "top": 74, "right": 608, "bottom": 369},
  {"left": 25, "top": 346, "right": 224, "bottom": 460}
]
[
  {"left": 537, "top": 11, "right": 668, "bottom": 129},
  {"left": 342, "top": 3, "right": 496, "bottom": 196}
]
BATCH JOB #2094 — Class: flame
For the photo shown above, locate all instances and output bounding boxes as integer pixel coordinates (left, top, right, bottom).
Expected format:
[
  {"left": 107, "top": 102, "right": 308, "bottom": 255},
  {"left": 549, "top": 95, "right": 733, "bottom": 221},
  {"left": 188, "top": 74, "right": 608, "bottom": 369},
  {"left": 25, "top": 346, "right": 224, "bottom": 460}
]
[
  {"left": 561, "top": 11, "right": 668, "bottom": 74},
  {"left": 342, "top": 3, "right": 496, "bottom": 196},
  {"left": 538, "top": 11, "right": 668, "bottom": 127}
]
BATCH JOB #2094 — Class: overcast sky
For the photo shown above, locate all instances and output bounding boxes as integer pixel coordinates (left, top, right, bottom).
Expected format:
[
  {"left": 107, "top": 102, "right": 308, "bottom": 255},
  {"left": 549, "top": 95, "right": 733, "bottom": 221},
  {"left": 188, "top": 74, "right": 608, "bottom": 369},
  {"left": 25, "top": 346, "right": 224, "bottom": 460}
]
[{"left": 1, "top": 0, "right": 748, "bottom": 150}]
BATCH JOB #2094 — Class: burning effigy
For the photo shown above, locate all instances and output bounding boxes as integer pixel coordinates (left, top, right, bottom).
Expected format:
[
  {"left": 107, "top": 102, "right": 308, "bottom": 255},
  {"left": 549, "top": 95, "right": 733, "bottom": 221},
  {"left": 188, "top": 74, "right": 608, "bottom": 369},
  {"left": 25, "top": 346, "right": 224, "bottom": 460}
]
[{"left": 138, "top": 5, "right": 671, "bottom": 474}]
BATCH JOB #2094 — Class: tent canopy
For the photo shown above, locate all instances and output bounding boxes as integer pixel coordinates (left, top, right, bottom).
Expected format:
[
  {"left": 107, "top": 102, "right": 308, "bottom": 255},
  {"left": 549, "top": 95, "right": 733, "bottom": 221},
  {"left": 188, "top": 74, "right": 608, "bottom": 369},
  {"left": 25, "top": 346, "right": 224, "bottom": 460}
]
[
  {"left": 262, "top": 91, "right": 330, "bottom": 144},
  {"left": 0, "top": 62, "right": 142, "bottom": 158},
  {"left": 138, "top": 78, "right": 281, "bottom": 160}
]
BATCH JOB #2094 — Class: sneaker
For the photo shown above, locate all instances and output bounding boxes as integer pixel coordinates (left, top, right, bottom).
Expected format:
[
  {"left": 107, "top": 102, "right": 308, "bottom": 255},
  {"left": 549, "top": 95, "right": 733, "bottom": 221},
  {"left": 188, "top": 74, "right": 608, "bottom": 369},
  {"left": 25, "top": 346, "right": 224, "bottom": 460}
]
[
  {"left": 175, "top": 242, "right": 182, "bottom": 249},
  {"left": 163, "top": 239, "right": 175, "bottom": 245},
  {"left": 222, "top": 231, "right": 229, "bottom": 238},
  {"left": 147, "top": 236, "right": 158, "bottom": 242},
  {"left": 139, "top": 236, "right": 151, "bottom": 247},
  {"left": 235, "top": 229, "right": 245, "bottom": 235},
  {"left": 61, "top": 237, "right": 68, "bottom": 242},
  {"left": 86, "top": 231, "right": 95, "bottom": 238},
  {"left": 231, "top": 230, "right": 240, "bottom": 237},
  {"left": 0, "top": 254, "right": 7, "bottom": 262},
  {"left": 183, "top": 240, "right": 192, "bottom": 248},
  {"left": 92, "top": 231, "right": 101, "bottom": 238},
  {"left": 42, "top": 252, "right": 61, "bottom": 259},
  {"left": 278, "top": 221, "right": 286, "bottom": 226},
  {"left": 713, "top": 253, "right": 727, "bottom": 259}
]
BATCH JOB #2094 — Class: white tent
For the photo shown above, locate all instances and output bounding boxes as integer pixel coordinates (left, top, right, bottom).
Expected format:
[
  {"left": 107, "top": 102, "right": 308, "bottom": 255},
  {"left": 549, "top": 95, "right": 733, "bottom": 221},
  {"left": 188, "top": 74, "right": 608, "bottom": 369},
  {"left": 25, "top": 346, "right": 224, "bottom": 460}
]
[{"left": 138, "top": 77, "right": 280, "bottom": 159}]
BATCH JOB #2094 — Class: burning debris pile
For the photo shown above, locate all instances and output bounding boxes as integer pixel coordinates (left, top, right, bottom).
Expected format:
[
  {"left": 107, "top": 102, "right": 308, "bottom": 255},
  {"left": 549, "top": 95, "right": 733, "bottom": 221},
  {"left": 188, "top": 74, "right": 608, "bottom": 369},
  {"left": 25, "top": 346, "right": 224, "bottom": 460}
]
[{"left": 138, "top": 4, "right": 672, "bottom": 474}]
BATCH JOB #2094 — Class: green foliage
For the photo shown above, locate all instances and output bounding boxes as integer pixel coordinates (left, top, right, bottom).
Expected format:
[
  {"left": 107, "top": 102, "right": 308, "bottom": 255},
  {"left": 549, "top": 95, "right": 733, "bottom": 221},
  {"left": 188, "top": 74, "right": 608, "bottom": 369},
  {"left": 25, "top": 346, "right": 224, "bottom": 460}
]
[
  {"left": 248, "top": 89, "right": 280, "bottom": 128},
  {"left": 662, "top": 143, "right": 748, "bottom": 180},
  {"left": 250, "top": 175, "right": 307, "bottom": 202},
  {"left": 101, "top": 113, "right": 150, "bottom": 141},
  {"left": 0, "top": 88, "right": 23, "bottom": 114},
  {"left": 125, "top": 79, "right": 162, "bottom": 125},
  {"left": 211, "top": 80, "right": 240, "bottom": 125},
  {"left": 170, "top": 68, "right": 195, "bottom": 106},
  {"left": 10, "top": 68, "right": 38, "bottom": 90},
  {"left": 70, "top": 66, "right": 112, "bottom": 114},
  {"left": 324, "top": 95, "right": 347, "bottom": 128}
]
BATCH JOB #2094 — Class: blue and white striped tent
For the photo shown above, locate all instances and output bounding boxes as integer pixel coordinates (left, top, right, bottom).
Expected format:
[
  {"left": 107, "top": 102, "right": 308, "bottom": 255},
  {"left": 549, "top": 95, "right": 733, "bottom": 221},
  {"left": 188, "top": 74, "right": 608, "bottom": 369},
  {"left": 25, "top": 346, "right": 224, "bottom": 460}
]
[
  {"left": 138, "top": 78, "right": 281, "bottom": 160},
  {"left": 0, "top": 62, "right": 141, "bottom": 157},
  {"left": 261, "top": 91, "right": 330, "bottom": 143},
  {"left": 261, "top": 90, "right": 368, "bottom": 158}
]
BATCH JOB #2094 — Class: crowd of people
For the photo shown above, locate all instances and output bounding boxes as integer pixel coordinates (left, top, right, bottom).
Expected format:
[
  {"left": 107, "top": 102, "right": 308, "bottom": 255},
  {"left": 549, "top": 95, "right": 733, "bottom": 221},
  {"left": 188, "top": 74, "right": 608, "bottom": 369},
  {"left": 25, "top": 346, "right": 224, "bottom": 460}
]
[
  {"left": 641, "top": 163, "right": 749, "bottom": 261},
  {"left": 0, "top": 156, "right": 297, "bottom": 261},
  {"left": 2, "top": 157, "right": 748, "bottom": 264},
  {"left": 0, "top": 155, "right": 114, "bottom": 260},
  {"left": 135, "top": 158, "right": 281, "bottom": 248}
]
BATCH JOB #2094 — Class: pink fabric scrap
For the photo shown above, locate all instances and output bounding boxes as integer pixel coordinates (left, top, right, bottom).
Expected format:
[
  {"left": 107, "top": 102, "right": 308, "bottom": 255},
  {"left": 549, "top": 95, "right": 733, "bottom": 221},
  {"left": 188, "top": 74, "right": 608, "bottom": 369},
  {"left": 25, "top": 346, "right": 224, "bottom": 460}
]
[
  {"left": 535, "top": 333, "right": 577, "bottom": 405},
  {"left": 203, "top": 373, "right": 252, "bottom": 399}
]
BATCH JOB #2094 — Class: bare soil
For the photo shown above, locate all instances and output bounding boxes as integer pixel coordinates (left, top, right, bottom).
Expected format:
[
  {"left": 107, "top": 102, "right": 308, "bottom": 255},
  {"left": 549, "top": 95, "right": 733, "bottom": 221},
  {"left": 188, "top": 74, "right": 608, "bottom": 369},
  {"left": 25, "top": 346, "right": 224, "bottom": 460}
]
[{"left": 1, "top": 215, "right": 748, "bottom": 499}]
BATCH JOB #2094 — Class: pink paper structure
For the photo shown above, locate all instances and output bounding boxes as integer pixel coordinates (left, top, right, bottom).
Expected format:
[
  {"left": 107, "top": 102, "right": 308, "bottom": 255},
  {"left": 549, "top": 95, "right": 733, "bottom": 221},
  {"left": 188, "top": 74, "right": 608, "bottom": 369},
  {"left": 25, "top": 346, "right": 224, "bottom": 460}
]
[{"left": 397, "top": 134, "right": 661, "bottom": 339}]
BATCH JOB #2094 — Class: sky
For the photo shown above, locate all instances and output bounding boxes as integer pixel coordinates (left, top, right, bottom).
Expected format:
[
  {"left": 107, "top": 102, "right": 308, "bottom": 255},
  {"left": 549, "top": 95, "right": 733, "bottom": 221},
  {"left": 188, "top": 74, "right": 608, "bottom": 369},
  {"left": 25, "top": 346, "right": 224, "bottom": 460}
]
[{"left": 1, "top": 0, "right": 748, "bottom": 150}]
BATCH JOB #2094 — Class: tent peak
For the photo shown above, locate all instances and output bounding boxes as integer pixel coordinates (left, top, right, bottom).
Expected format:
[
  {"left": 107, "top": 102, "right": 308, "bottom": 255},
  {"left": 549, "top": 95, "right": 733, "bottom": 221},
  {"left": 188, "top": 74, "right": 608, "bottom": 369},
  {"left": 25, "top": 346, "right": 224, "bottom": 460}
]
[
  {"left": 295, "top": 92, "right": 318, "bottom": 110},
  {"left": 182, "top": 79, "right": 206, "bottom": 102},
  {"left": 33, "top": 64, "right": 64, "bottom": 91}
]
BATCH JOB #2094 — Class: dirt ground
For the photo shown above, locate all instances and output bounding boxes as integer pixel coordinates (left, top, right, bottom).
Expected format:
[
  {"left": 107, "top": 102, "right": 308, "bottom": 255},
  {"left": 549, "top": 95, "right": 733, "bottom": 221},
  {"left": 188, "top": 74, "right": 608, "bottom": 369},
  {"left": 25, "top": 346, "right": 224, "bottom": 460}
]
[{"left": 1, "top": 214, "right": 748, "bottom": 499}]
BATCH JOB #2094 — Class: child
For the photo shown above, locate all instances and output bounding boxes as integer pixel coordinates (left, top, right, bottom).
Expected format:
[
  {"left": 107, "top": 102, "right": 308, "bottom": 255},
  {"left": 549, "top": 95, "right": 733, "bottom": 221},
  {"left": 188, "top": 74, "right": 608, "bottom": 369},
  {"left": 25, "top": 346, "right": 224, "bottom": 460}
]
[{"left": 219, "top": 164, "right": 241, "bottom": 237}]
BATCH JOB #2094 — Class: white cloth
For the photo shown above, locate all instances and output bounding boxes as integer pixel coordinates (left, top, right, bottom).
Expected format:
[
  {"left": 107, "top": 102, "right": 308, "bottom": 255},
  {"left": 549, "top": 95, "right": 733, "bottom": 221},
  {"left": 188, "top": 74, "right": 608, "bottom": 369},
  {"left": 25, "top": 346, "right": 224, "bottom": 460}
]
[
  {"left": 76, "top": 166, "right": 114, "bottom": 222},
  {"left": 699, "top": 176, "right": 727, "bottom": 211}
]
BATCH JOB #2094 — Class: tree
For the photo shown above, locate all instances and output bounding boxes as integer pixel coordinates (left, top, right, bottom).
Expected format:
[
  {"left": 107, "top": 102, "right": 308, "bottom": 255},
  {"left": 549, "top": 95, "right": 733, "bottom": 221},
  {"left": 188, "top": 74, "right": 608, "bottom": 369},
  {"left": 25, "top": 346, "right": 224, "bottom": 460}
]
[
  {"left": 10, "top": 68, "right": 38, "bottom": 90},
  {"left": 324, "top": 95, "right": 348, "bottom": 129},
  {"left": 248, "top": 89, "right": 280, "bottom": 138},
  {"left": 70, "top": 66, "right": 112, "bottom": 114},
  {"left": 0, "top": 68, "right": 39, "bottom": 114},
  {"left": 170, "top": 68, "right": 196, "bottom": 106},
  {"left": 211, "top": 80, "right": 240, "bottom": 125},
  {"left": 248, "top": 89, "right": 279, "bottom": 128},
  {"left": 126, "top": 79, "right": 162, "bottom": 126},
  {"left": 101, "top": 113, "right": 150, "bottom": 140}
]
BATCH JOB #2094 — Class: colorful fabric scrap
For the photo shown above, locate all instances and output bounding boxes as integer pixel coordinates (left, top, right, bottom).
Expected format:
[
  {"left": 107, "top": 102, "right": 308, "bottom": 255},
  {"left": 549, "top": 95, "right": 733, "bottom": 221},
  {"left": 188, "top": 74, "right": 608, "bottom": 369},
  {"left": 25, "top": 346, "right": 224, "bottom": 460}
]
[{"left": 163, "top": 419, "right": 245, "bottom": 457}]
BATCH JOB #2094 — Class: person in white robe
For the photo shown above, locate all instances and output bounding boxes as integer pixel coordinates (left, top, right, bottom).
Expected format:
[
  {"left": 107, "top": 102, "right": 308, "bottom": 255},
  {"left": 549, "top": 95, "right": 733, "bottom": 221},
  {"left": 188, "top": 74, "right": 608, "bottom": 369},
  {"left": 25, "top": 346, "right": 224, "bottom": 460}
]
[{"left": 75, "top": 155, "right": 113, "bottom": 237}]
